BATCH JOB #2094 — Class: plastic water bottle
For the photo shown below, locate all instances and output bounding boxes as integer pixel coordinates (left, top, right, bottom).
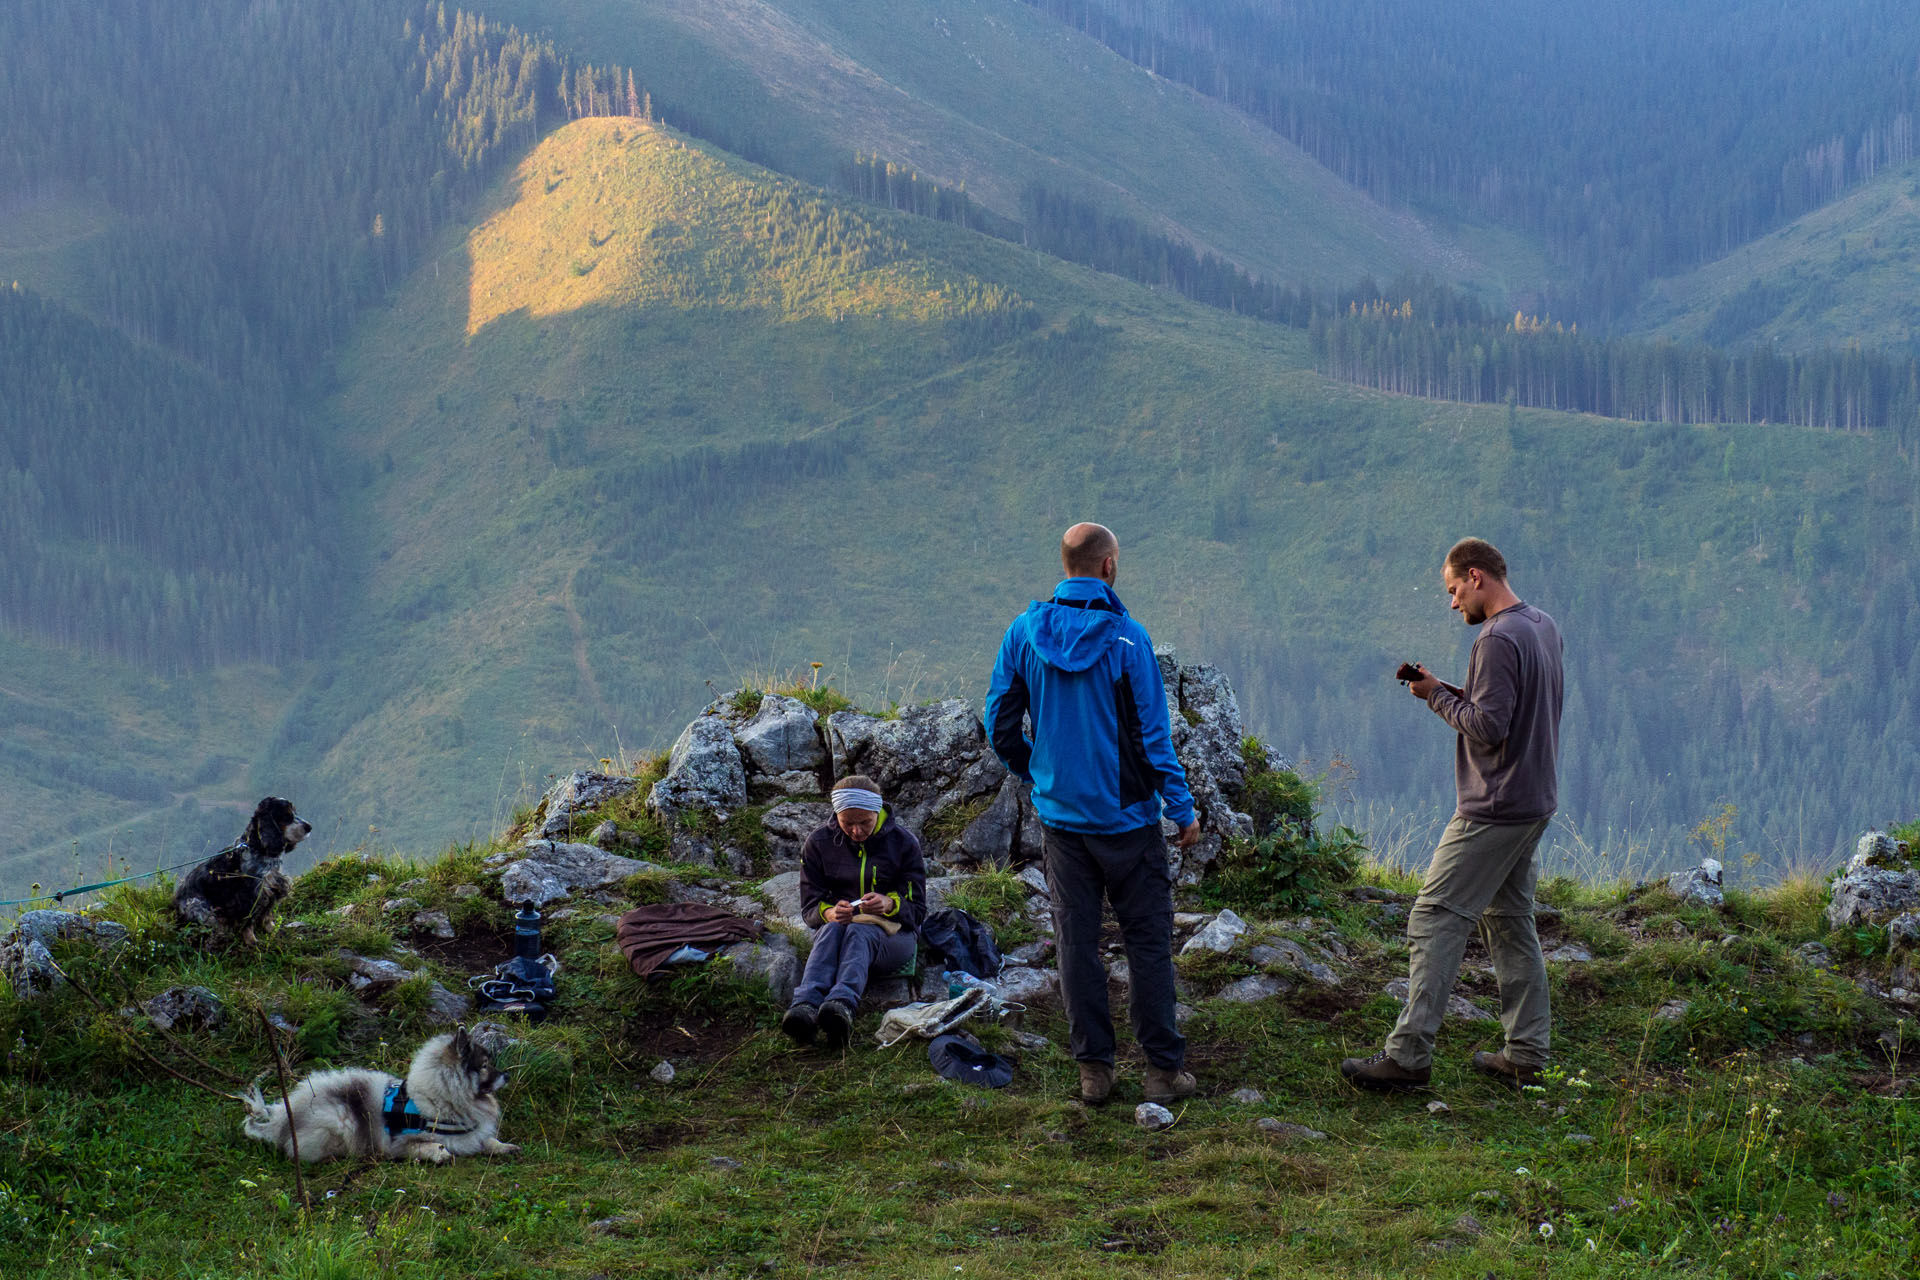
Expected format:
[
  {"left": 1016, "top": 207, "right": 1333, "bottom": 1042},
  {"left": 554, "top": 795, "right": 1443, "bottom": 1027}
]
[{"left": 513, "top": 904, "right": 542, "bottom": 959}]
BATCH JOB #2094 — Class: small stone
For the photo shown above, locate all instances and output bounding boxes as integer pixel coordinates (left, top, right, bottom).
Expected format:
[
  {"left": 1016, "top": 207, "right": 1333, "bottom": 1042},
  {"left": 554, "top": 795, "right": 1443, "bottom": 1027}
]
[
  {"left": 1229, "top": 1087, "right": 1265, "bottom": 1105},
  {"left": 1795, "top": 941, "right": 1834, "bottom": 968},
  {"left": 1654, "top": 998, "right": 1690, "bottom": 1021},
  {"left": 708, "top": 1156, "right": 743, "bottom": 1170},
  {"left": 1427, "top": 1100, "right": 1451, "bottom": 1116},
  {"left": 396, "top": 878, "right": 430, "bottom": 893},
  {"left": 1135, "top": 1102, "right": 1175, "bottom": 1132},
  {"left": 467, "top": 1022, "right": 519, "bottom": 1056},
  {"left": 452, "top": 884, "right": 482, "bottom": 898},
  {"left": 1545, "top": 944, "right": 1593, "bottom": 964},
  {"left": 1255, "top": 1118, "right": 1326, "bottom": 1141},
  {"left": 382, "top": 897, "right": 421, "bottom": 914},
  {"left": 591, "top": 821, "right": 619, "bottom": 848},
  {"left": 1216, "top": 974, "right": 1292, "bottom": 1003},
  {"left": 588, "top": 1217, "right": 629, "bottom": 1236},
  {"left": 1008, "top": 1030, "right": 1052, "bottom": 1052},
  {"left": 1565, "top": 1133, "right": 1596, "bottom": 1145},
  {"left": 1015, "top": 866, "right": 1048, "bottom": 896},
  {"left": 1471, "top": 1190, "right": 1505, "bottom": 1205},
  {"left": 412, "top": 910, "right": 455, "bottom": 939},
  {"left": 1452, "top": 1213, "right": 1487, "bottom": 1238},
  {"left": 1172, "top": 912, "right": 1210, "bottom": 929},
  {"left": 1172, "top": 1002, "right": 1196, "bottom": 1026},
  {"left": 1046, "top": 1130, "right": 1070, "bottom": 1143},
  {"left": 141, "top": 985, "right": 225, "bottom": 1032},
  {"left": 422, "top": 983, "right": 472, "bottom": 1026},
  {"left": 1666, "top": 862, "right": 1724, "bottom": 907},
  {"left": 649, "top": 1060, "right": 676, "bottom": 1084}
]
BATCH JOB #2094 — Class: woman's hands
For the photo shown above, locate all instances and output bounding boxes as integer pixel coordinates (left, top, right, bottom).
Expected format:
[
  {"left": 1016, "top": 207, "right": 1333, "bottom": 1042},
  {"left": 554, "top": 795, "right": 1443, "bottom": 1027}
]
[{"left": 827, "top": 892, "right": 889, "bottom": 923}]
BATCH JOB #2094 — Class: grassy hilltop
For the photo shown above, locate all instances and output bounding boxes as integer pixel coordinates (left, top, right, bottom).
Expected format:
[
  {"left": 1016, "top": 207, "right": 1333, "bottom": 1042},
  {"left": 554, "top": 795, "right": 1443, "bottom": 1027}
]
[
  {"left": 3, "top": 796, "right": 1917, "bottom": 1278},
  {"left": 240, "top": 117, "right": 1918, "bottom": 878}
]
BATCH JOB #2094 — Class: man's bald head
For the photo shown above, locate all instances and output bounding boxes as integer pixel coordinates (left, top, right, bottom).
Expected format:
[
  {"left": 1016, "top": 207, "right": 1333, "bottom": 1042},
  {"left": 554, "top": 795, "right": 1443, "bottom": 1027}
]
[{"left": 1061, "top": 523, "right": 1119, "bottom": 581}]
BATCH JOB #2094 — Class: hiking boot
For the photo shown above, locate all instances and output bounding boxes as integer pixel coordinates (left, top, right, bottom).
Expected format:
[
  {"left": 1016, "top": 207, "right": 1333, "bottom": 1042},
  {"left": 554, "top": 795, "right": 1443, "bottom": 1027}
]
[
  {"left": 1339, "top": 1049, "right": 1431, "bottom": 1092},
  {"left": 779, "top": 1003, "right": 818, "bottom": 1046},
  {"left": 1470, "top": 1050, "right": 1543, "bottom": 1087},
  {"left": 1143, "top": 1065, "right": 1197, "bottom": 1104},
  {"left": 1077, "top": 1061, "right": 1114, "bottom": 1105},
  {"left": 816, "top": 999, "right": 854, "bottom": 1052}
]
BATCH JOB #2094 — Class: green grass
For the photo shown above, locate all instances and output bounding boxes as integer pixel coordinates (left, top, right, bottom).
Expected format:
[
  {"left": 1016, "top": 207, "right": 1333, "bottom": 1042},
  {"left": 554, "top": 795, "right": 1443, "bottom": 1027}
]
[
  {"left": 1634, "top": 159, "right": 1920, "bottom": 350},
  {"left": 4, "top": 841, "right": 1918, "bottom": 1278}
]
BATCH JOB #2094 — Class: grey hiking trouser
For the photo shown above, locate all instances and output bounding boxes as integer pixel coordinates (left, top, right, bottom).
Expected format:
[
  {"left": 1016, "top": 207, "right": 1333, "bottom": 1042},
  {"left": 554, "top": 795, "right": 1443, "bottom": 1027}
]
[
  {"left": 1384, "top": 815, "right": 1552, "bottom": 1071},
  {"left": 794, "top": 922, "right": 916, "bottom": 1008},
  {"left": 1044, "top": 824, "right": 1185, "bottom": 1071}
]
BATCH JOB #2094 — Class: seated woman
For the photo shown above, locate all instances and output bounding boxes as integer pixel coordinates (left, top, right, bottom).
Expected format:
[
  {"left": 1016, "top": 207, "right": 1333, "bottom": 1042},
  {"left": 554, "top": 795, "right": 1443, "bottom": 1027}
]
[{"left": 782, "top": 775, "right": 928, "bottom": 1050}]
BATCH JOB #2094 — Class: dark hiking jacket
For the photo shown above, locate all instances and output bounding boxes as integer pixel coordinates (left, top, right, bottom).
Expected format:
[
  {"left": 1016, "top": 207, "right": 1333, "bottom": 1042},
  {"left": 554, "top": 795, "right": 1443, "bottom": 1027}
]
[{"left": 799, "top": 812, "right": 929, "bottom": 931}]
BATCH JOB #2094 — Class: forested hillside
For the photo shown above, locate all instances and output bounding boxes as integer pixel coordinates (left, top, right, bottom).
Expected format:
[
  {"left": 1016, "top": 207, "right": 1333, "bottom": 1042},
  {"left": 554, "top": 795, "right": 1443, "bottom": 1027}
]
[{"left": 1021, "top": 0, "right": 1920, "bottom": 322}]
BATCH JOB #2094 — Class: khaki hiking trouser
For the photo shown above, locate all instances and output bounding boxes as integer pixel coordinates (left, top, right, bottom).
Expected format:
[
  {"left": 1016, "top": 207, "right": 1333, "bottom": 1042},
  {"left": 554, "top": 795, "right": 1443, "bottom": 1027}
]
[{"left": 1383, "top": 815, "right": 1552, "bottom": 1071}]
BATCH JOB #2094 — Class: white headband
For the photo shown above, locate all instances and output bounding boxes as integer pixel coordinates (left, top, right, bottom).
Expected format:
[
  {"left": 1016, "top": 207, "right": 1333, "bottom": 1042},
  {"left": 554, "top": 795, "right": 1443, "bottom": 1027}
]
[{"left": 831, "top": 787, "right": 884, "bottom": 814}]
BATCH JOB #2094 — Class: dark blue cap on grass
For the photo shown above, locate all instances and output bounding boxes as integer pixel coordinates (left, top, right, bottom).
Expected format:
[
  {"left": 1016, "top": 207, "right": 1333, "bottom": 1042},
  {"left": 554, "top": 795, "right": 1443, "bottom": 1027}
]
[{"left": 928, "top": 1033, "right": 1014, "bottom": 1088}]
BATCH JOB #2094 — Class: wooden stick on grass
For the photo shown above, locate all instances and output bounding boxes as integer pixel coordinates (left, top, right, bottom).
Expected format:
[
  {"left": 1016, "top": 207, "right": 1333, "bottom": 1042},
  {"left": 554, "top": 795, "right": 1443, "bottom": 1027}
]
[{"left": 259, "top": 1008, "right": 309, "bottom": 1214}]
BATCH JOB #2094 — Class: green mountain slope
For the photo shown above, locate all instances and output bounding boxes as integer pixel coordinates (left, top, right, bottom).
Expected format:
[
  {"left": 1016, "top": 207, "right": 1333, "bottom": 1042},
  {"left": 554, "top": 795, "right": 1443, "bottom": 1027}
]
[
  {"left": 474, "top": 0, "right": 1542, "bottom": 297},
  {"left": 1635, "top": 160, "right": 1920, "bottom": 351},
  {"left": 242, "top": 119, "right": 1918, "bottom": 883}
]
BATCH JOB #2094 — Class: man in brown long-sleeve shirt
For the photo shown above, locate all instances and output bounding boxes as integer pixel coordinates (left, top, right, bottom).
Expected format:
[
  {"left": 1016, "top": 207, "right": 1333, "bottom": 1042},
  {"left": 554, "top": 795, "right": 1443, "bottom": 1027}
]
[{"left": 1342, "top": 537, "right": 1564, "bottom": 1092}]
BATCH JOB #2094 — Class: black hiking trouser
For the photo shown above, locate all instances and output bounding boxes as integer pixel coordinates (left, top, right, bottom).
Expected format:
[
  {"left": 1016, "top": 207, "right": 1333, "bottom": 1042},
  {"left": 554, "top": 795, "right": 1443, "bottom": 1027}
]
[{"left": 1043, "top": 824, "right": 1185, "bottom": 1070}]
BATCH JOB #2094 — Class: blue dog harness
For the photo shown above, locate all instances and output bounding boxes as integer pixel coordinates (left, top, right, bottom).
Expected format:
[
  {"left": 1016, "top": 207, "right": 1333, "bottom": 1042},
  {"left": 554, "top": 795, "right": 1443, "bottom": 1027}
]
[{"left": 381, "top": 1082, "right": 474, "bottom": 1139}]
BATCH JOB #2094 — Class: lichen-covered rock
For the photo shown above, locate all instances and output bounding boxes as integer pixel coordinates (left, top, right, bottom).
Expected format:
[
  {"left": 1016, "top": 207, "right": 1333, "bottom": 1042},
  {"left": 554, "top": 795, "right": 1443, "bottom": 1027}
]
[
  {"left": 1382, "top": 978, "right": 1495, "bottom": 1022},
  {"left": 648, "top": 715, "right": 748, "bottom": 823},
  {"left": 733, "top": 695, "right": 826, "bottom": 786},
  {"left": 0, "top": 910, "right": 130, "bottom": 999},
  {"left": 994, "top": 965, "right": 1060, "bottom": 1005},
  {"left": 1827, "top": 864, "right": 1920, "bottom": 930},
  {"left": 720, "top": 934, "right": 799, "bottom": 1003},
  {"left": 499, "top": 840, "right": 654, "bottom": 906},
  {"left": 760, "top": 802, "right": 831, "bottom": 872},
  {"left": 1850, "top": 831, "right": 1911, "bottom": 872},
  {"left": 1888, "top": 913, "right": 1920, "bottom": 951},
  {"left": 1667, "top": 860, "right": 1724, "bottom": 907},
  {"left": 533, "top": 771, "right": 638, "bottom": 841},
  {"left": 1216, "top": 974, "right": 1293, "bottom": 1003},
  {"left": 423, "top": 983, "right": 472, "bottom": 1026},
  {"left": 1181, "top": 908, "right": 1248, "bottom": 954},
  {"left": 142, "top": 985, "right": 225, "bottom": 1032},
  {"left": 412, "top": 910, "right": 456, "bottom": 940},
  {"left": 1135, "top": 1102, "right": 1175, "bottom": 1131},
  {"left": 955, "top": 777, "right": 1023, "bottom": 868},
  {"left": 826, "top": 699, "right": 1009, "bottom": 852},
  {"left": 758, "top": 870, "right": 806, "bottom": 928},
  {"left": 340, "top": 952, "right": 417, "bottom": 993}
]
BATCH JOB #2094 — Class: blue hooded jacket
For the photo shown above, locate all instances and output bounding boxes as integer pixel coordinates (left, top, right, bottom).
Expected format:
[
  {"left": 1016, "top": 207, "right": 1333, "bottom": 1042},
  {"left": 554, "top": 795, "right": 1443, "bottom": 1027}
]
[{"left": 985, "top": 577, "right": 1195, "bottom": 834}]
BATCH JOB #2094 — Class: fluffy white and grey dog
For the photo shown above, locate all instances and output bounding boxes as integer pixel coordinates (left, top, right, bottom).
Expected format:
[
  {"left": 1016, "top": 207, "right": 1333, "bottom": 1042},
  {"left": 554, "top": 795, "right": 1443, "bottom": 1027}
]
[{"left": 241, "top": 1027, "right": 519, "bottom": 1165}]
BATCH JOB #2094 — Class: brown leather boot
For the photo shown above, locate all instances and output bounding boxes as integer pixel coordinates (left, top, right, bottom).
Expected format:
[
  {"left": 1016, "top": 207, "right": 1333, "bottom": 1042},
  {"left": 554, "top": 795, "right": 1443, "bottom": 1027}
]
[
  {"left": 1339, "top": 1049, "right": 1431, "bottom": 1092},
  {"left": 1077, "top": 1061, "right": 1114, "bottom": 1105},
  {"left": 1143, "top": 1064, "right": 1197, "bottom": 1103},
  {"left": 1471, "top": 1049, "right": 1544, "bottom": 1087}
]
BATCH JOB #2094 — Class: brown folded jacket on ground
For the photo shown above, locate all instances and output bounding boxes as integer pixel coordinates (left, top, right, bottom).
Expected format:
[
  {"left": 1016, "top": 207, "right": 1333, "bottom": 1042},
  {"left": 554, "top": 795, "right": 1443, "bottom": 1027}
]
[{"left": 615, "top": 902, "right": 765, "bottom": 978}]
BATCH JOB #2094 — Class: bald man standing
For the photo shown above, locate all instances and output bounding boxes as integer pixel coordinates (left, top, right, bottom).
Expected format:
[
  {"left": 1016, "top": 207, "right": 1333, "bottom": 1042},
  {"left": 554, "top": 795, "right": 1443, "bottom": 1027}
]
[{"left": 986, "top": 523, "right": 1200, "bottom": 1106}]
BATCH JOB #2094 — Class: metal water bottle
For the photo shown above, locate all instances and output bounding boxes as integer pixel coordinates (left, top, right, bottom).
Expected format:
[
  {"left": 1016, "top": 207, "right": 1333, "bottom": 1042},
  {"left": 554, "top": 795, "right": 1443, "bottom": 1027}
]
[{"left": 513, "top": 904, "right": 542, "bottom": 959}]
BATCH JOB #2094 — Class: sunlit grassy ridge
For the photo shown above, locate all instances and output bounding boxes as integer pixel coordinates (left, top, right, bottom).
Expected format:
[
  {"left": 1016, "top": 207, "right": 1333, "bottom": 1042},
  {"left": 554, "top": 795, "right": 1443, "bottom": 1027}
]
[
  {"left": 3, "top": 831, "right": 1916, "bottom": 1278},
  {"left": 473, "top": 0, "right": 1530, "bottom": 295}
]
